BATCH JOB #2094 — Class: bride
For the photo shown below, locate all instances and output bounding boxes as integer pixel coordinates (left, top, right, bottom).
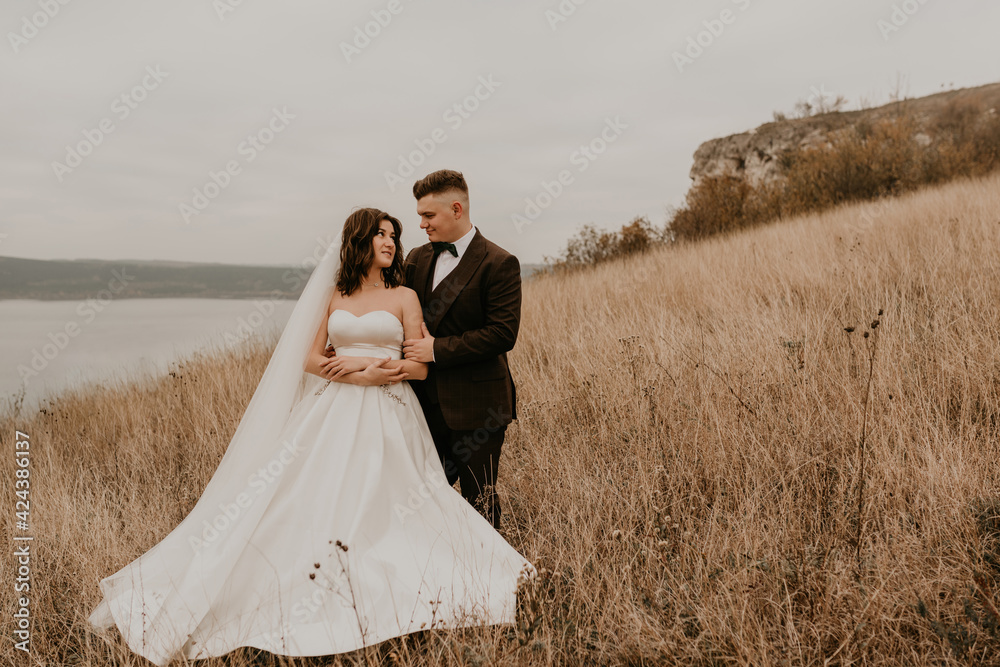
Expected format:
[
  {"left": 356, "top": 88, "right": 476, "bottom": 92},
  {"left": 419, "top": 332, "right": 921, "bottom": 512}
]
[{"left": 88, "top": 208, "right": 536, "bottom": 665}]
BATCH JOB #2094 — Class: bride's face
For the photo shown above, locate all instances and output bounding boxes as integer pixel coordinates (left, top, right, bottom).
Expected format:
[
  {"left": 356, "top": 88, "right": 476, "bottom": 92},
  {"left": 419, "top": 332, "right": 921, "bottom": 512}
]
[{"left": 371, "top": 219, "right": 397, "bottom": 269}]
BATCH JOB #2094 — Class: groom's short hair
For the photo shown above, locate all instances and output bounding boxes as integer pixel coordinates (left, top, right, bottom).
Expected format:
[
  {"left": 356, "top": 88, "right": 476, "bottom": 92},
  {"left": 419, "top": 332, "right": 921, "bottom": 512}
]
[{"left": 413, "top": 169, "right": 468, "bottom": 202}]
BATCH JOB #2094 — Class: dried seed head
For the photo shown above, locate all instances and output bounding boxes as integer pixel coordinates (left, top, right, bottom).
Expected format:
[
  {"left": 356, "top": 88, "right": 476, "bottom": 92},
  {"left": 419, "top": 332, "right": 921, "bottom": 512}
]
[
  {"left": 308, "top": 573, "right": 315, "bottom": 580},
  {"left": 844, "top": 327, "right": 855, "bottom": 333},
  {"left": 863, "top": 331, "right": 869, "bottom": 338},
  {"left": 878, "top": 308, "right": 884, "bottom": 316},
  {"left": 871, "top": 319, "right": 880, "bottom": 329},
  {"left": 313, "top": 562, "right": 320, "bottom": 569}
]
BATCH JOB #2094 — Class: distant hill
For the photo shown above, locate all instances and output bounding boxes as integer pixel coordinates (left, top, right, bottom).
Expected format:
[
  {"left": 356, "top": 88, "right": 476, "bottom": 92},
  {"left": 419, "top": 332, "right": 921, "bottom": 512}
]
[{"left": 0, "top": 256, "right": 550, "bottom": 300}]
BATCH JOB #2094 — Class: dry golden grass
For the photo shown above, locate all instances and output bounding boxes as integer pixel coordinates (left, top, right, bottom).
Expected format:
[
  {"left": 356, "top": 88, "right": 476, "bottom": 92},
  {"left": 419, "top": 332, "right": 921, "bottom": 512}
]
[{"left": 3, "top": 170, "right": 1000, "bottom": 665}]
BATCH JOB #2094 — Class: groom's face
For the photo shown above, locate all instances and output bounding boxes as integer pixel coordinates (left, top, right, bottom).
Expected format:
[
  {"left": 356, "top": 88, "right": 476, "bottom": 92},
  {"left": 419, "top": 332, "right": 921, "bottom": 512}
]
[{"left": 416, "top": 192, "right": 464, "bottom": 243}]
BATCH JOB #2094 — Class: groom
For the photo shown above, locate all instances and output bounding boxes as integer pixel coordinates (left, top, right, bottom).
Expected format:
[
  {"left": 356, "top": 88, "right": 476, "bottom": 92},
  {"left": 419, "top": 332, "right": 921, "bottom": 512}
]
[{"left": 399, "top": 169, "right": 521, "bottom": 530}]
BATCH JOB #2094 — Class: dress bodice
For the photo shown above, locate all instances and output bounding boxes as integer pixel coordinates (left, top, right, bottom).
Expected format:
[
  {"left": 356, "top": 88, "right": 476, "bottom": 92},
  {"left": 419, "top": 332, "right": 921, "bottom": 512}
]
[{"left": 328, "top": 309, "right": 404, "bottom": 360}]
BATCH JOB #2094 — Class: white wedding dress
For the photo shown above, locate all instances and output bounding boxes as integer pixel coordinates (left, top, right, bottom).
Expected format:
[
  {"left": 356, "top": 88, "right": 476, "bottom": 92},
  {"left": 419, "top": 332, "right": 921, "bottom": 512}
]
[{"left": 89, "top": 308, "right": 535, "bottom": 665}]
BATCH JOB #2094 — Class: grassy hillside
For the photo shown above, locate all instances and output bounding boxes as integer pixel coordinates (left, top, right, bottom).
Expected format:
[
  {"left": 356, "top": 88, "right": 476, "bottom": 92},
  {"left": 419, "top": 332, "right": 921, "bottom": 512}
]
[{"left": 3, "top": 170, "right": 1000, "bottom": 664}]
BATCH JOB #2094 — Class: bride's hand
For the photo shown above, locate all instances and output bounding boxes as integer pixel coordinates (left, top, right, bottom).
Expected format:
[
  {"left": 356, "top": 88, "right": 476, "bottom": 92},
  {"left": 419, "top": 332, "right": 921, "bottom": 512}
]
[
  {"left": 358, "top": 358, "right": 408, "bottom": 386},
  {"left": 320, "top": 355, "right": 368, "bottom": 379}
]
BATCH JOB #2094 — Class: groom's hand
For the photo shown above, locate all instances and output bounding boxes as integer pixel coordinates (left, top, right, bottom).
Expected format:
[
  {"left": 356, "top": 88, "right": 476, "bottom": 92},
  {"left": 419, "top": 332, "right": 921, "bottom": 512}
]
[
  {"left": 324, "top": 344, "right": 336, "bottom": 358},
  {"left": 403, "top": 322, "right": 435, "bottom": 363}
]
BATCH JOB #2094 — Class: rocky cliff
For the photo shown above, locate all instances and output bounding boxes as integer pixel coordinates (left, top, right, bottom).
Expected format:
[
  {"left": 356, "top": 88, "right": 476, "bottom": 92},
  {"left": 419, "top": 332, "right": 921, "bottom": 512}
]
[{"left": 689, "top": 82, "right": 1000, "bottom": 188}]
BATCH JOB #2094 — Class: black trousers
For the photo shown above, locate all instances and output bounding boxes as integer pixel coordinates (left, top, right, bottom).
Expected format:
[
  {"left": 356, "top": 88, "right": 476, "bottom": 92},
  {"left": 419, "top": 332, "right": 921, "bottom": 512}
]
[{"left": 421, "top": 400, "right": 506, "bottom": 530}]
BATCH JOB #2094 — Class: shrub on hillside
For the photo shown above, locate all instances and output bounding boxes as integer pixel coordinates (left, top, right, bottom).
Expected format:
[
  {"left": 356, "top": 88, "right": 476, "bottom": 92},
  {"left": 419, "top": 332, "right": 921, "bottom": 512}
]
[
  {"left": 929, "top": 96, "right": 1000, "bottom": 178},
  {"left": 669, "top": 175, "right": 783, "bottom": 240},
  {"left": 780, "top": 113, "right": 926, "bottom": 213},
  {"left": 545, "top": 216, "right": 670, "bottom": 271}
]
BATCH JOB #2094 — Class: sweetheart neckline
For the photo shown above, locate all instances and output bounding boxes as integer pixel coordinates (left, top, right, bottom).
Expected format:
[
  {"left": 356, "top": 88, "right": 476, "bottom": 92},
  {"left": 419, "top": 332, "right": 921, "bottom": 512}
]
[{"left": 329, "top": 308, "right": 403, "bottom": 329}]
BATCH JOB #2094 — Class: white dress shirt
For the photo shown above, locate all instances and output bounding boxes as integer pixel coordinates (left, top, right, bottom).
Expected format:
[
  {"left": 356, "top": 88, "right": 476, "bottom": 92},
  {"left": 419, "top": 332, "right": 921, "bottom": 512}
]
[
  {"left": 431, "top": 224, "right": 476, "bottom": 290},
  {"left": 429, "top": 224, "right": 476, "bottom": 363}
]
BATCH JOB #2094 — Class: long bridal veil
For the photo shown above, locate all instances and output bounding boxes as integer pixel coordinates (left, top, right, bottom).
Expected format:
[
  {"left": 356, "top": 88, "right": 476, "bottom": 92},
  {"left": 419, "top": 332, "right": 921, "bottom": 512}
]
[{"left": 88, "top": 233, "right": 343, "bottom": 654}]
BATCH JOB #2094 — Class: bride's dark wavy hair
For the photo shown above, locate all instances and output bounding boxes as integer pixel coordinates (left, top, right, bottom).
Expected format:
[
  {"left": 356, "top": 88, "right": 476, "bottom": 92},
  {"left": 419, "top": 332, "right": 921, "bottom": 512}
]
[{"left": 336, "top": 207, "right": 405, "bottom": 296}]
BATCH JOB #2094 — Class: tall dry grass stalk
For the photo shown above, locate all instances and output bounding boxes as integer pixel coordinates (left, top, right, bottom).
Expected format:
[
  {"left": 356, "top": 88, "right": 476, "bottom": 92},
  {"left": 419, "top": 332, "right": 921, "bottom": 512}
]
[{"left": 3, "top": 171, "right": 1000, "bottom": 665}]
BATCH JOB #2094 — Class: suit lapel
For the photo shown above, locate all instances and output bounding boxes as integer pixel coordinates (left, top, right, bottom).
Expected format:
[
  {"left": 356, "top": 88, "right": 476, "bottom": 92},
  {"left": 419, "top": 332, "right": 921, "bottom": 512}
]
[
  {"left": 410, "top": 245, "right": 434, "bottom": 303},
  {"left": 425, "top": 229, "right": 487, "bottom": 331}
]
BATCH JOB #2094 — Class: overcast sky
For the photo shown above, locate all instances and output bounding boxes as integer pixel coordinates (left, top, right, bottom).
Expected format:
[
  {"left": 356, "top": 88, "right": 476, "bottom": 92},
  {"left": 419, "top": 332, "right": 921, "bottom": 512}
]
[{"left": 2, "top": 0, "right": 998, "bottom": 266}]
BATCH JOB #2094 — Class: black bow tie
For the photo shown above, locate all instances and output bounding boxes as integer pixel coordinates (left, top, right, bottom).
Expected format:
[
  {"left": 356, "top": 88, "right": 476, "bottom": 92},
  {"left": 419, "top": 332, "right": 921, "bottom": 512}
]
[{"left": 431, "top": 241, "right": 458, "bottom": 258}]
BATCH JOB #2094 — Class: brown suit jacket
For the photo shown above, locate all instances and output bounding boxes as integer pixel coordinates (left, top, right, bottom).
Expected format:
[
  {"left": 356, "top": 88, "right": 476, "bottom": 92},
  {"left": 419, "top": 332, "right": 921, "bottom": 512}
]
[{"left": 403, "top": 228, "right": 521, "bottom": 431}]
